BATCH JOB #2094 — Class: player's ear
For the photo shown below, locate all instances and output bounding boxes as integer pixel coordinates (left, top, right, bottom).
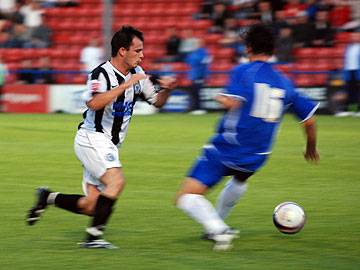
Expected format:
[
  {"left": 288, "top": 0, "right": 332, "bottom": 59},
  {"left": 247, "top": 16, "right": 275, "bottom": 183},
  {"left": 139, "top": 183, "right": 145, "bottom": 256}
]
[
  {"left": 118, "top": 47, "right": 127, "bottom": 57},
  {"left": 246, "top": 47, "right": 252, "bottom": 55}
]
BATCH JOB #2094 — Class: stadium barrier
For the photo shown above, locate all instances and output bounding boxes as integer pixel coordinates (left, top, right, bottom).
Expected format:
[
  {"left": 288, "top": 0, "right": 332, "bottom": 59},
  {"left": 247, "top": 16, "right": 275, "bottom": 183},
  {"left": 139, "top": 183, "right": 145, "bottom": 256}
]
[{"left": 1, "top": 69, "right": 344, "bottom": 114}]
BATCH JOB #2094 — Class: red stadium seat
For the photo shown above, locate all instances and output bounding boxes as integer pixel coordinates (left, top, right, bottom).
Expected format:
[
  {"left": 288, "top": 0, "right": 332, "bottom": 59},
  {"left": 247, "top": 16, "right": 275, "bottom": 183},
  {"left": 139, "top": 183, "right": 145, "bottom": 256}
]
[
  {"left": 210, "top": 48, "right": 235, "bottom": 60},
  {"left": 331, "top": 46, "right": 346, "bottom": 58},
  {"left": 293, "top": 62, "right": 313, "bottom": 71},
  {"left": 274, "top": 63, "right": 293, "bottom": 73},
  {"left": 192, "top": 20, "right": 212, "bottom": 30},
  {"left": 206, "top": 74, "right": 229, "bottom": 87},
  {"left": 294, "top": 48, "right": 317, "bottom": 59},
  {"left": 169, "top": 62, "right": 189, "bottom": 72},
  {"left": 335, "top": 32, "right": 352, "bottom": 44},
  {"left": 293, "top": 75, "right": 313, "bottom": 87},
  {"left": 210, "top": 62, "right": 234, "bottom": 72}
]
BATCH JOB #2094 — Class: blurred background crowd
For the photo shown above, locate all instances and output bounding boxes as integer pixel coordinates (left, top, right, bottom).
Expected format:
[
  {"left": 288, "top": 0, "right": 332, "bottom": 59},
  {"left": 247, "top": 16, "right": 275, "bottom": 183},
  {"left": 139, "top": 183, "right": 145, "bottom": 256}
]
[{"left": 0, "top": 0, "right": 359, "bottom": 114}]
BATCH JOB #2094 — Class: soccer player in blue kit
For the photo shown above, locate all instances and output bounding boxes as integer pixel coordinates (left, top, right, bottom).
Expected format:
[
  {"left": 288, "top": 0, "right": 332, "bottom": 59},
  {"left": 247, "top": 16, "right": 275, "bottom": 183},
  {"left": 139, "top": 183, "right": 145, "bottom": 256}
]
[{"left": 175, "top": 25, "right": 320, "bottom": 251}]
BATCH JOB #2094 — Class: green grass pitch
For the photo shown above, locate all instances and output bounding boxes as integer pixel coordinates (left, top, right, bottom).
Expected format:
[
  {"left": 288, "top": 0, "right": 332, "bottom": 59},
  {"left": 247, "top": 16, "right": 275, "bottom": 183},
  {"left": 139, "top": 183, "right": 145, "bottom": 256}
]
[{"left": 0, "top": 113, "right": 359, "bottom": 270}]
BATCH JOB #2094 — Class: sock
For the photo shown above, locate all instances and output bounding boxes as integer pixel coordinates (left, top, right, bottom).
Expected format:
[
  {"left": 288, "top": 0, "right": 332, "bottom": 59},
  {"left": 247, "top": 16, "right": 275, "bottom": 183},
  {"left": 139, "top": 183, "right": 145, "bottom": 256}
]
[
  {"left": 47, "top": 192, "right": 59, "bottom": 205},
  {"left": 54, "top": 194, "right": 84, "bottom": 214},
  {"left": 177, "top": 193, "right": 228, "bottom": 234},
  {"left": 216, "top": 178, "right": 248, "bottom": 220},
  {"left": 87, "top": 194, "right": 116, "bottom": 241}
]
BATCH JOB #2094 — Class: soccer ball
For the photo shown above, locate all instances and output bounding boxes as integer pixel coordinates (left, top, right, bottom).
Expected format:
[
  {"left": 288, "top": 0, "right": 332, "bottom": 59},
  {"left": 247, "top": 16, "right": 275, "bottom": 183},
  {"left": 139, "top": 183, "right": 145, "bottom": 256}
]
[{"left": 273, "top": 202, "right": 306, "bottom": 234}]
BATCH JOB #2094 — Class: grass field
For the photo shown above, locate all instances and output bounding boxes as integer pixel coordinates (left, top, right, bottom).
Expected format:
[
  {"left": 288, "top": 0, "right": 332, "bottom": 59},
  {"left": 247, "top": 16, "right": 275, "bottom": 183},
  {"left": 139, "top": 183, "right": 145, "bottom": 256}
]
[{"left": 0, "top": 113, "right": 359, "bottom": 270}]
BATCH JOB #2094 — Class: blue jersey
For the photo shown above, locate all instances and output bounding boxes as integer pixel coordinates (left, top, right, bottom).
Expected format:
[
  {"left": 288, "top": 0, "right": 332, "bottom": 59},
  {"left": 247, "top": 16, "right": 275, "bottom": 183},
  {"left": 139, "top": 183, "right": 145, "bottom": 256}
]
[{"left": 209, "top": 61, "right": 318, "bottom": 170}]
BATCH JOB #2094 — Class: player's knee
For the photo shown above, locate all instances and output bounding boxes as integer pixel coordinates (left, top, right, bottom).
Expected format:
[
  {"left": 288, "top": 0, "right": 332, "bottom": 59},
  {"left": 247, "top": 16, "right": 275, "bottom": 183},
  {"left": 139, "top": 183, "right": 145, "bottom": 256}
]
[
  {"left": 83, "top": 204, "right": 96, "bottom": 216},
  {"left": 174, "top": 192, "right": 186, "bottom": 206},
  {"left": 113, "top": 177, "right": 125, "bottom": 192},
  {"left": 78, "top": 198, "right": 96, "bottom": 216},
  {"left": 175, "top": 193, "right": 187, "bottom": 207}
]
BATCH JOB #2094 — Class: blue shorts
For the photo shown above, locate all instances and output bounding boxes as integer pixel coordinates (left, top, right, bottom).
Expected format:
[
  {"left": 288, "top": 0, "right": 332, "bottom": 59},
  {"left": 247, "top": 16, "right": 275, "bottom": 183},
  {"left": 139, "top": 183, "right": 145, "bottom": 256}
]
[{"left": 187, "top": 146, "right": 266, "bottom": 187}]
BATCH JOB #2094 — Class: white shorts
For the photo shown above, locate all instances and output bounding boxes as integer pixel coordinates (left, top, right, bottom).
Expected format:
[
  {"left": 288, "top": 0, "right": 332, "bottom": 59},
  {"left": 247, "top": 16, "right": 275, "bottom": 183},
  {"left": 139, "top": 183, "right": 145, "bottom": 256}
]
[{"left": 74, "top": 128, "right": 121, "bottom": 193}]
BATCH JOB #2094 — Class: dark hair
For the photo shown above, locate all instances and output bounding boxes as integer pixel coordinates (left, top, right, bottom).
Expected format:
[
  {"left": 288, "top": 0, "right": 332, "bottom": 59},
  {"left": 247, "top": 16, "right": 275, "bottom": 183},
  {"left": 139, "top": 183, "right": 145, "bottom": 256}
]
[
  {"left": 245, "top": 24, "right": 274, "bottom": 55},
  {"left": 111, "top": 25, "right": 144, "bottom": 57}
]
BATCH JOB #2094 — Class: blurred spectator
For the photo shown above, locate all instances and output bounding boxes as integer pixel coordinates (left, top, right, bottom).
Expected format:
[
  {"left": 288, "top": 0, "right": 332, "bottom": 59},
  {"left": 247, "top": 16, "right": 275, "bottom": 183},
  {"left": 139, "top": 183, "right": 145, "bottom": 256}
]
[
  {"left": 272, "top": 10, "right": 288, "bottom": 32},
  {"left": 305, "top": 0, "right": 319, "bottom": 21},
  {"left": 254, "top": 1, "right": 274, "bottom": 25},
  {"left": 275, "top": 26, "right": 294, "bottom": 62},
  {"left": 219, "top": 17, "right": 246, "bottom": 62},
  {"left": 2, "top": 22, "right": 29, "bottom": 48},
  {"left": 0, "top": 57, "right": 8, "bottom": 111},
  {"left": 231, "top": 0, "right": 257, "bottom": 19},
  {"left": 197, "top": 0, "right": 216, "bottom": 19},
  {"left": 311, "top": 9, "right": 334, "bottom": 47},
  {"left": 17, "top": 59, "right": 35, "bottom": 84},
  {"left": 0, "top": 0, "right": 16, "bottom": 14},
  {"left": 219, "top": 17, "right": 239, "bottom": 47},
  {"left": 9, "top": 2, "right": 25, "bottom": 25},
  {"left": 41, "top": 0, "right": 79, "bottom": 8},
  {"left": 157, "top": 27, "right": 181, "bottom": 62},
  {"left": 292, "top": 13, "right": 314, "bottom": 48},
  {"left": 178, "top": 29, "right": 199, "bottom": 61},
  {"left": 20, "top": 0, "right": 44, "bottom": 30},
  {"left": 270, "top": 0, "right": 285, "bottom": 12},
  {"left": 80, "top": 38, "right": 103, "bottom": 73},
  {"left": 185, "top": 38, "right": 211, "bottom": 114},
  {"left": 336, "top": 31, "right": 360, "bottom": 117},
  {"left": 34, "top": 57, "right": 54, "bottom": 84},
  {"left": 24, "top": 16, "right": 51, "bottom": 48},
  {"left": 209, "top": 2, "right": 233, "bottom": 33}
]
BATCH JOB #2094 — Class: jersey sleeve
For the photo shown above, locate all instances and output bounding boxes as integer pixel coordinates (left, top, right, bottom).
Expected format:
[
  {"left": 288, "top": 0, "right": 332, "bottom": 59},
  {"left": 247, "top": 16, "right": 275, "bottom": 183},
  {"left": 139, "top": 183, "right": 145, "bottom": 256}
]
[
  {"left": 140, "top": 77, "right": 157, "bottom": 104},
  {"left": 220, "top": 66, "right": 248, "bottom": 101},
  {"left": 82, "top": 73, "right": 108, "bottom": 102},
  {"left": 135, "top": 66, "right": 157, "bottom": 104},
  {"left": 290, "top": 90, "right": 319, "bottom": 122}
]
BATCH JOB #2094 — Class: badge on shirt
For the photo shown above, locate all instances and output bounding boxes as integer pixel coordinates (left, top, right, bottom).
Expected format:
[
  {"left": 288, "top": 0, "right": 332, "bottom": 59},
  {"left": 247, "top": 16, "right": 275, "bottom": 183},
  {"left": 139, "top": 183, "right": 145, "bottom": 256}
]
[
  {"left": 133, "top": 82, "right": 141, "bottom": 94},
  {"left": 105, "top": 153, "right": 115, "bottom": 162},
  {"left": 90, "top": 80, "right": 101, "bottom": 93}
]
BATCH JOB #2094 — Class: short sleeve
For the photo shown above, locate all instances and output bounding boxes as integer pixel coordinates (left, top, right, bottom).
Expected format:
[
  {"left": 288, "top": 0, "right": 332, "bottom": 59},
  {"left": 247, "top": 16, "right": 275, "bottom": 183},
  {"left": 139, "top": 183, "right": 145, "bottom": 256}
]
[
  {"left": 83, "top": 73, "right": 108, "bottom": 102},
  {"left": 291, "top": 90, "right": 319, "bottom": 122},
  {"left": 220, "top": 67, "right": 247, "bottom": 101},
  {"left": 140, "top": 77, "right": 157, "bottom": 104},
  {"left": 134, "top": 66, "right": 158, "bottom": 104}
]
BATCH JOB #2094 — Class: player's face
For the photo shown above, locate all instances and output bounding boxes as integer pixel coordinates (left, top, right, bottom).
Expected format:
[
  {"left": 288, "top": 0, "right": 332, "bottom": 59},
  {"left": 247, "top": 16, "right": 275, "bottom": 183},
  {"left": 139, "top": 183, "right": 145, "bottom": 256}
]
[{"left": 125, "top": 37, "right": 144, "bottom": 68}]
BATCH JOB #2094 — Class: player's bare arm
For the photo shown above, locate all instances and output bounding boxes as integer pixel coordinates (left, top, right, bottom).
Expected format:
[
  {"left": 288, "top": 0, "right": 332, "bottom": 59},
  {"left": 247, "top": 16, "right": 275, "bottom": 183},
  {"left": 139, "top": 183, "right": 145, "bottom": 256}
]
[
  {"left": 87, "top": 73, "right": 147, "bottom": 110},
  {"left": 215, "top": 94, "right": 242, "bottom": 110},
  {"left": 302, "top": 116, "right": 319, "bottom": 163},
  {"left": 153, "top": 76, "right": 177, "bottom": 108}
]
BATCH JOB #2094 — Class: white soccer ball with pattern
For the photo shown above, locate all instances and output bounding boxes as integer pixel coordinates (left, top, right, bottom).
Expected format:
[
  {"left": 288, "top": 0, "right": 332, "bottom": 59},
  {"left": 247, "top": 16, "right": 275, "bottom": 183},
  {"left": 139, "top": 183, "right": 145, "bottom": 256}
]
[{"left": 273, "top": 202, "right": 306, "bottom": 234}]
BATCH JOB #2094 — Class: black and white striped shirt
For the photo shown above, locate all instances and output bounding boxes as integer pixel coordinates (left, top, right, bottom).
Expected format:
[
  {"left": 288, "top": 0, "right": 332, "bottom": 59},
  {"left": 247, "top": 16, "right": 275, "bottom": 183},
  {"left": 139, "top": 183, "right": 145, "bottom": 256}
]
[{"left": 79, "top": 61, "right": 157, "bottom": 146}]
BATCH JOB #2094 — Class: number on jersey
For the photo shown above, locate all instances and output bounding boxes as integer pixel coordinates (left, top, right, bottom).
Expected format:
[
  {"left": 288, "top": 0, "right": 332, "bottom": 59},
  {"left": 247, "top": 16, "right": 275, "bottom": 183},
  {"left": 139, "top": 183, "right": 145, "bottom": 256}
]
[{"left": 250, "top": 83, "right": 285, "bottom": 122}]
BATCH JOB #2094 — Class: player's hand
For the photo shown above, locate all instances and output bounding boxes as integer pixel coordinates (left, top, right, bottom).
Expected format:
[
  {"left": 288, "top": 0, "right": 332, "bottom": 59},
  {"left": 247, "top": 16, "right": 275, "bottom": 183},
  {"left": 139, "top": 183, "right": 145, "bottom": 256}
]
[
  {"left": 158, "top": 76, "right": 177, "bottom": 90},
  {"left": 304, "top": 147, "right": 319, "bottom": 163},
  {"left": 126, "top": 73, "right": 147, "bottom": 87}
]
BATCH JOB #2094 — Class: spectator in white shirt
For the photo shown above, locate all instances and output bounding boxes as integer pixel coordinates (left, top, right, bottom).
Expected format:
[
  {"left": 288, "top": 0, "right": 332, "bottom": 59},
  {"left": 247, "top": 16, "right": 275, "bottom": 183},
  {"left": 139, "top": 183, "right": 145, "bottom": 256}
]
[
  {"left": 336, "top": 31, "right": 360, "bottom": 117},
  {"left": 80, "top": 38, "right": 104, "bottom": 73}
]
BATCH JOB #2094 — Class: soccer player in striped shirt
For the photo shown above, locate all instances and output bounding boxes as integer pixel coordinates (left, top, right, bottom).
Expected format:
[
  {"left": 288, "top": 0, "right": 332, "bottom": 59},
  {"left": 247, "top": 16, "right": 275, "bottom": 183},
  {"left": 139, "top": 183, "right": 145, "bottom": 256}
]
[
  {"left": 27, "top": 26, "right": 176, "bottom": 249},
  {"left": 176, "top": 25, "right": 320, "bottom": 251}
]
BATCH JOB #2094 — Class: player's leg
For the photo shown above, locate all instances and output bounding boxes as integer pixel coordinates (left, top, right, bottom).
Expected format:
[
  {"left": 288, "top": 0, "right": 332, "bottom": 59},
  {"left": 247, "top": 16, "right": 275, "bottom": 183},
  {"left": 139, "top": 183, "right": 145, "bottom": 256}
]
[
  {"left": 216, "top": 171, "right": 253, "bottom": 220},
  {"left": 176, "top": 177, "right": 229, "bottom": 235},
  {"left": 26, "top": 187, "right": 90, "bottom": 225},
  {"left": 175, "top": 153, "right": 237, "bottom": 250},
  {"left": 81, "top": 167, "right": 124, "bottom": 249}
]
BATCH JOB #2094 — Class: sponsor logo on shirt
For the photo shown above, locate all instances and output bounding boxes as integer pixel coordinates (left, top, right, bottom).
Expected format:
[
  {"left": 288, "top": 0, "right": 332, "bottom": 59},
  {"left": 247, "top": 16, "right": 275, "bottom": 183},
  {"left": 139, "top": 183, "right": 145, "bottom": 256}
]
[{"left": 112, "top": 101, "right": 133, "bottom": 117}]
